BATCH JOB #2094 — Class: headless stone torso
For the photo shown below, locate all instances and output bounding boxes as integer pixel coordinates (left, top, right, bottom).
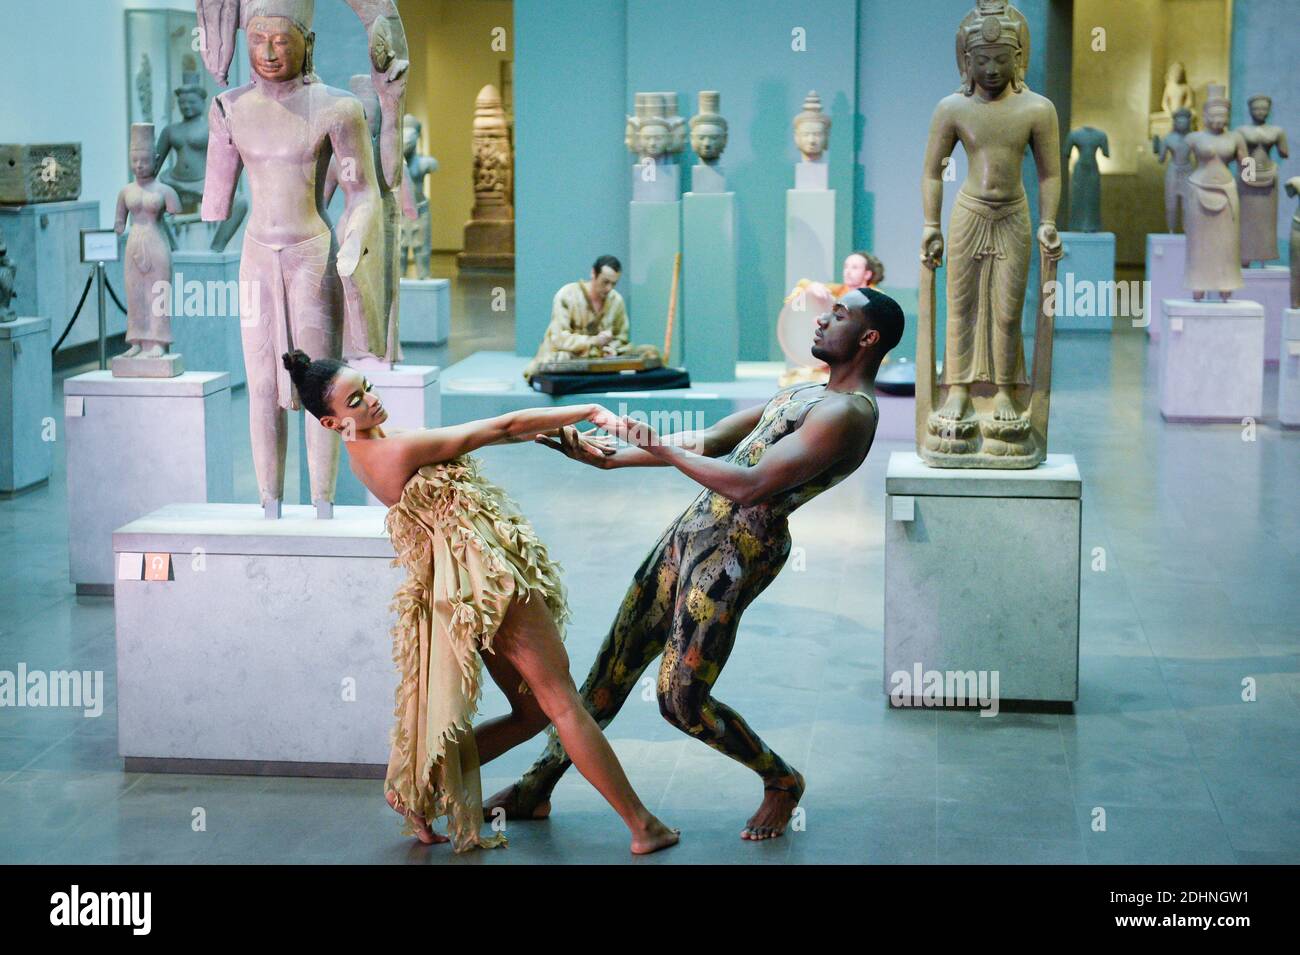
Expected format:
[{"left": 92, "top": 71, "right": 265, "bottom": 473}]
[{"left": 1066, "top": 126, "right": 1107, "bottom": 232}]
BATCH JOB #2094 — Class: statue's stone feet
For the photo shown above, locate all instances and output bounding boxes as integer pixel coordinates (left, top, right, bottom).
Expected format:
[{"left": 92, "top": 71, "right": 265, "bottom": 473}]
[
  {"left": 925, "top": 412, "right": 980, "bottom": 456},
  {"left": 978, "top": 414, "right": 1041, "bottom": 466}
]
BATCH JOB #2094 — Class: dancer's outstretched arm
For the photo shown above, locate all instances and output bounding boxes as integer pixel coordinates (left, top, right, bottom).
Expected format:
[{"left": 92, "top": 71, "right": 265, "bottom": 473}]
[
  {"left": 538, "top": 403, "right": 765, "bottom": 470},
  {"left": 604, "top": 401, "right": 872, "bottom": 505},
  {"left": 391, "top": 404, "right": 615, "bottom": 470}
]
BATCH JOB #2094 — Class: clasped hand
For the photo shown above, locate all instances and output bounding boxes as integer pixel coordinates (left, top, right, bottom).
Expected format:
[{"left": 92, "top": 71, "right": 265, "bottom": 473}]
[{"left": 533, "top": 404, "right": 662, "bottom": 468}]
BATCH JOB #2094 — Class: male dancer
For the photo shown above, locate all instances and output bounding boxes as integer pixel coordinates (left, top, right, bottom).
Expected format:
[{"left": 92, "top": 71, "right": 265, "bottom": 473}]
[{"left": 488, "top": 288, "right": 904, "bottom": 840}]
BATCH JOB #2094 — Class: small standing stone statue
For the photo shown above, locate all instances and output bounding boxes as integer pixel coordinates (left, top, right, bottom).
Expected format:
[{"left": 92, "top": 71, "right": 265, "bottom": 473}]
[
  {"left": 1286, "top": 177, "right": 1300, "bottom": 308},
  {"left": 0, "top": 226, "right": 16, "bottom": 322},
  {"left": 1153, "top": 107, "right": 1195, "bottom": 232},
  {"left": 1065, "top": 126, "right": 1109, "bottom": 232},
  {"left": 1235, "top": 94, "right": 1289, "bottom": 267},
  {"left": 400, "top": 115, "right": 438, "bottom": 279},
  {"left": 1184, "top": 86, "right": 1248, "bottom": 300},
  {"left": 793, "top": 90, "right": 831, "bottom": 163},
  {"left": 113, "top": 123, "right": 183, "bottom": 377},
  {"left": 1161, "top": 61, "right": 1195, "bottom": 117},
  {"left": 154, "top": 70, "right": 247, "bottom": 252}
]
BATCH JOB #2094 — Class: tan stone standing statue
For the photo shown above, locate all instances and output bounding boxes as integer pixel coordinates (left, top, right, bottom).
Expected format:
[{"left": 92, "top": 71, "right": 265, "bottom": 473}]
[
  {"left": 457, "top": 85, "right": 514, "bottom": 269},
  {"left": 1183, "top": 86, "right": 1247, "bottom": 300},
  {"left": 1235, "top": 94, "right": 1289, "bottom": 267},
  {"left": 1286, "top": 177, "right": 1300, "bottom": 308},
  {"left": 1153, "top": 108, "right": 1195, "bottom": 232},
  {"left": 195, "top": 0, "right": 390, "bottom": 517},
  {"left": 918, "top": 2, "right": 1062, "bottom": 469},
  {"left": 113, "top": 123, "right": 184, "bottom": 378}
]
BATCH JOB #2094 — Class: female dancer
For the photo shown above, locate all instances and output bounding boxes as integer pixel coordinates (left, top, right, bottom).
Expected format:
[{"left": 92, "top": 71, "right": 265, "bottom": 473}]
[{"left": 282, "top": 350, "right": 678, "bottom": 855}]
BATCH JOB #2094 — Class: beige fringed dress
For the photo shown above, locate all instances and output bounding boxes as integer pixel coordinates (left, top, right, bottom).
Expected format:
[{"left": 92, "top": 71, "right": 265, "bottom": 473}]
[{"left": 383, "top": 454, "right": 570, "bottom": 852}]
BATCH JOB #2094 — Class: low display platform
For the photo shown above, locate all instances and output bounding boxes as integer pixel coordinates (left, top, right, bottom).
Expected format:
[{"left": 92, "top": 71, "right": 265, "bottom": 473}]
[{"left": 441, "top": 350, "right": 915, "bottom": 441}]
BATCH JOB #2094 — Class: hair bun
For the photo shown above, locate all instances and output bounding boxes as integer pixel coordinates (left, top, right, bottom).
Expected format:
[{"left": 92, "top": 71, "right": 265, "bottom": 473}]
[{"left": 282, "top": 349, "right": 309, "bottom": 374}]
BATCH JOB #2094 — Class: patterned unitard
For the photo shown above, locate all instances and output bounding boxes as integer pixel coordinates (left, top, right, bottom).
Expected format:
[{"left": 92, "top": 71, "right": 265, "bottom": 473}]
[{"left": 513, "top": 382, "right": 877, "bottom": 807}]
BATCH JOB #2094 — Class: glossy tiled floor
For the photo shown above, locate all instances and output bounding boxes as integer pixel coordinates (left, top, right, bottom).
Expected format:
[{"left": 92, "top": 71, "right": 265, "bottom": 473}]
[{"left": 1, "top": 298, "right": 1296, "bottom": 863}]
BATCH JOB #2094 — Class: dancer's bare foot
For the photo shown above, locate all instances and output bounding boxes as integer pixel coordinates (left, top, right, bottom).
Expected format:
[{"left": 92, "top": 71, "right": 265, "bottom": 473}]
[
  {"left": 630, "top": 815, "right": 680, "bottom": 855},
  {"left": 936, "top": 385, "right": 970, "bottom": 422},
  {"left": 386, "top": 789, "right": 448, "bottom": 845},
  {"left": 483, "top": 782, "right": 551, "bottom": 821},
  {"left": 742, "top": 771, "right": 805, "bottom": 841}
]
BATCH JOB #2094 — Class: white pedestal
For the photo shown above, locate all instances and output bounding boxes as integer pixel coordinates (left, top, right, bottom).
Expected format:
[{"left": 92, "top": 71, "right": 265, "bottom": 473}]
[
  {"left": 1158, "top": 299, "right": 1264, "bottom": 422},
  {"left": 884, "top": 452, "right": 1082, "bottom": 704},
  {"left": 297, "top": 363, "right": 440, "bottom": 506},
  {"left": 1056, "top": 232, "right": 1117, "bottom": 330},
  {"left": 0, "top": 201, "right": 109, "bottom": 349},
  {"left": 682, "top": 191, "right": 738, "bottom": 382},
  {"left": 1144, "top": 233, "right": 1186, "bottom": 339},
  {"left": 629, "top": 199, "right": 683, "bottom": 365},
  {"left": 631, "top": 162, "right": 681, "bottom": 202},
  {"left": 398, "top": 278, "right": 450, "bottom": 345},
  {"left": 64, "top": 370, "right": 233, "bottom": 593},
  {"left": 785, "top": 188, "right": 835, "bottom": 295},
  {"left": 690, "top": 164, "right": 726, "bottom": 194},
  {"left": 794, "top": 161, "right": 829, "bottom": 191},
  {"left": 1280, "top": 308, "right": 1300, "bottom": 428},
  {"left": 1240, "top": 266, "right": 1289, "bottom": 367},
  {"left": 112, "top": 502, "right": 401, "bottom": 772},
  {"left": 171, "top": 250, "right": 245, "bottom": 388},
  {"left": 0, "top": 317, "right": 53, "bottom": 493}
]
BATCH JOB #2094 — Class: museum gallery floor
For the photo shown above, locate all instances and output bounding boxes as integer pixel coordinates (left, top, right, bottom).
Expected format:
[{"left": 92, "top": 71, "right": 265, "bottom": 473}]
[{"left": 0, "top": 328, "right": 1296, "bottom": 865}]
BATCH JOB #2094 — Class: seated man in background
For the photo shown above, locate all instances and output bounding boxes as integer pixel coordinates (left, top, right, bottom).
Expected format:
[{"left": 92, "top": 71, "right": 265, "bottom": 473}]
[
  {"left": 523, "top": 254, "right": 661, "bottom": 381},
  {"left": 789, "top": 249, "right": 886, "bottom": 303}
]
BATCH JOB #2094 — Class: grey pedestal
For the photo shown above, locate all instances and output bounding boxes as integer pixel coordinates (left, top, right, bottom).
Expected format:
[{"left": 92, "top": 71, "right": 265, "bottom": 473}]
[
  {"left": 112, "top": 502, "right": 402, "bottom": 773},
  {"left": 0, "top": 317, "right": 53, "bottom": 493},
  {"left": 64, "top": 370, "right": 233, "bottom": 593},
  {"left": 398, "top": 278, "right": 450, "bottom": 345},
  {"left": 170, "top": 250, "right": 246, "bottom": 388},
  {"left": 884, "top": 451, "right": 1082, "bottom": 704},
  {"left": 0, "top": 201, "right": 109, "bottom": 348}
]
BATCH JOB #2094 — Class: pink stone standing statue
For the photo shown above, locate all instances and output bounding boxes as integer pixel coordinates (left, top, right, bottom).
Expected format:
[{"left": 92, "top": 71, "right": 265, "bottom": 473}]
[
  {"left": 114, "top": 123, "right": 183, "bottom": 377},
  {"left": 195, "top": 0, "right": 391, "bottom": 518}
]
